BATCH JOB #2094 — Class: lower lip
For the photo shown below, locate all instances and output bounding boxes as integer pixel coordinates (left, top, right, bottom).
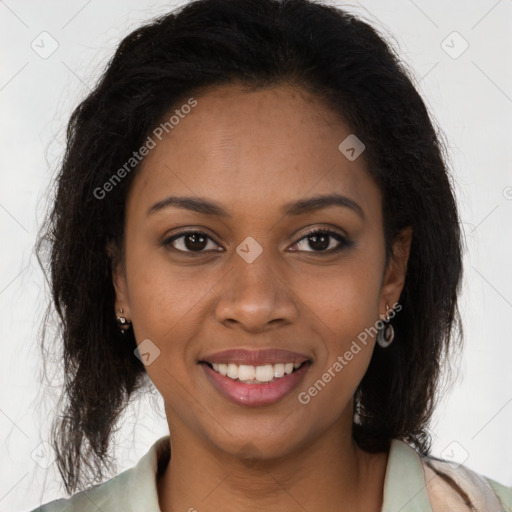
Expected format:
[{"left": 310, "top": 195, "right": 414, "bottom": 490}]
[{"left": 201, "top": 362, "right": 311, "bottom": 407}]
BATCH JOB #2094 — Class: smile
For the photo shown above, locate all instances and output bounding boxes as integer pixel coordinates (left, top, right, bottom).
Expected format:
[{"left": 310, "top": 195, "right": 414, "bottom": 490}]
[
  {"left": 206, "top": 361, "right": 304, "bottom": 384},
  {"left": 199, "top": 348, "right": 312, "bottom": 407}
]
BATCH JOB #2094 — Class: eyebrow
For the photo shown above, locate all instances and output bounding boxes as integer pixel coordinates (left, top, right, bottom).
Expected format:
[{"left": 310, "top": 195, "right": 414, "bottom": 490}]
[{"left": 147, "top": 193, "right": 364, "bottom": 219}]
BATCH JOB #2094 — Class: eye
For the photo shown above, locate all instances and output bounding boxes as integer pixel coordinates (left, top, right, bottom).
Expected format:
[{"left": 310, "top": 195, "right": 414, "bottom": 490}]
[
  {"left": 162, "top": 231, "right": 222, "bottom": 253},
  {"left": 291, "top": 228, "right": 352, "bottom": 254},
  {"left": 162, "top": 228, "right": 352, "bottom": 255}
]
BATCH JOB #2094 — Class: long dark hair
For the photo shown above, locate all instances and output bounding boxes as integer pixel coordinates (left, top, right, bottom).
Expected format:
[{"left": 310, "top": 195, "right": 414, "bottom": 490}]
[{"left": 36, "top": 0, "right": 463, "bottom": 494}]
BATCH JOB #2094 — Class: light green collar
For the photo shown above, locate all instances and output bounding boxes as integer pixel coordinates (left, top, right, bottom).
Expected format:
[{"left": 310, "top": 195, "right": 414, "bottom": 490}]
[
  {"left": 135, "top": 436, "right": 433, "bottom": 512},
  {"left": 382, "top": 439, "right": 432, "bottom": 511}
]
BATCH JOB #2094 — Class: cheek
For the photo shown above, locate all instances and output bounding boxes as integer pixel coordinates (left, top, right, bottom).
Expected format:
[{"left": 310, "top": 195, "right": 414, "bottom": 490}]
[
  {"left": 294, "top": 268, "right": 381, "bottom": 419},
  {"left": 299, "top": 254, "right": 384, "bottom": 343},
  {"left": 124, "top": 231, "right": 212, "bottom": 331},
  {"left": 125, "top": 256, "right": 209, "bottom": 406},
  {"left": 123, "top": 239, "right": 218, "bottom": 382},
  {"left": 294, "top": 246, "right": 384, "bottom": 398}
]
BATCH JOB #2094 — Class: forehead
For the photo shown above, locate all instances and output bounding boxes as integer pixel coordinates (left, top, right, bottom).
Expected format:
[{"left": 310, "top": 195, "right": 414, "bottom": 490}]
[{"left": 127, "top": 83, "right": 380, "bottom": 220}]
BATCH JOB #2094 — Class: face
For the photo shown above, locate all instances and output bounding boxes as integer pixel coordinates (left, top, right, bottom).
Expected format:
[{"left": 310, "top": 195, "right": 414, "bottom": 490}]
[{"left": 112, "top": 83, "right": 411, "bottom": 461}]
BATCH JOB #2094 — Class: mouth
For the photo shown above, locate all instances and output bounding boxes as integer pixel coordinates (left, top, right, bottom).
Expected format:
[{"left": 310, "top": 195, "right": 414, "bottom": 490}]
[
  {"left": 200, "top": 360, "right": 308, "bottom": 384},
  {"left": 198, "top": 349, "right": 312, "bottom": 407}
]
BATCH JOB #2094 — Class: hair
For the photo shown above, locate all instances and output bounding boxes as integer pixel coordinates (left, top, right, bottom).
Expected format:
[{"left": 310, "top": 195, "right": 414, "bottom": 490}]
[{"left": 36, "top": 0, "right": 463, "bottom": 495}]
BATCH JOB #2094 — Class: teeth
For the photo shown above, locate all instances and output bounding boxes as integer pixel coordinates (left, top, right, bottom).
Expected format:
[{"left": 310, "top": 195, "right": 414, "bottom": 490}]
[
  {"left": 255, "top": 364, "right": 274, "bottom": 382},
  {"left": 239, "top": 365, "right": 255, "bottom": 381},
  {"left": 210, "top": 362, "right": 304, "bottom": 383},
  {"left": 273, "top": 363, "right": 285, "bottom": 378},
  {"left": 227, "top": 363, "right": 238, "bottom": 379}
]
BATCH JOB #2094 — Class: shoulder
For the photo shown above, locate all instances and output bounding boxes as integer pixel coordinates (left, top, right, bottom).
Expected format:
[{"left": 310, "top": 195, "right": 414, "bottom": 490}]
[
  {"left": 28, "top": 436, "right": 170, "bottom": 512},
  {"left": 418, "top": 449, "right": 512, "bottom": 512},
  {"left": 384, "top": 439, "right": 511, "bottom": 511},
  {"left": 29, "top": 466, "right": 137, "bottom": 512}
]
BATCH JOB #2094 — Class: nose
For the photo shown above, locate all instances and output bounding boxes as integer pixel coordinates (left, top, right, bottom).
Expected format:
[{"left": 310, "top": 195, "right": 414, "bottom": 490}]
[{"left": 214, "top": 247, "right": 299, "bottom": 333}]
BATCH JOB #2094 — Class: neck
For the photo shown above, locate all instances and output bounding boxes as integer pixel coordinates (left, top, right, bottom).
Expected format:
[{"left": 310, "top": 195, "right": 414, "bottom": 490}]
[{"left": 157, "top": 411, "right": 388, "bottom": 512}]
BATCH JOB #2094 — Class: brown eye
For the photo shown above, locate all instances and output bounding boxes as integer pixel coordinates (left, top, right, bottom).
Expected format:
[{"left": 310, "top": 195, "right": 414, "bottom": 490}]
[
  {"left": 163, "top": 231, "right": 221, "bottom": 253},
  {"left": 292, "top": 229, "right": 352, "bottom": 253}
]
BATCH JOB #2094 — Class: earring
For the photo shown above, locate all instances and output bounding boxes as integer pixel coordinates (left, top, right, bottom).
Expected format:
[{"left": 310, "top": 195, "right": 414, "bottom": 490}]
[
  {"left": 116, "top": 308, "right": 132, "bottom": 334},
  {"left": 377, "top": 305, "right": 394, "bottom": 348}
]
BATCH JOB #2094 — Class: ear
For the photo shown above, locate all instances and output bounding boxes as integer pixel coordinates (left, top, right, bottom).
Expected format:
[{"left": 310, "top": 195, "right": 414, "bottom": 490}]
[
  {"left": 106, "top": 241, "right": 131, "bottom": 319},
  {"left": 379, "top": 227, "right": 412, "bottom": 315}
]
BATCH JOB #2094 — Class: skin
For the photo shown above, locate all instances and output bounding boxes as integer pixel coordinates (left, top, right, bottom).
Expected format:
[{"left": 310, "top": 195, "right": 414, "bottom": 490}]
[{"left": 112, "top": 83, "right": 412, "bottom": 512}]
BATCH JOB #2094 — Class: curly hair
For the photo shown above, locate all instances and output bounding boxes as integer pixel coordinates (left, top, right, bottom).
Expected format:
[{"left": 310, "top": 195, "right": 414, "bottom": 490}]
[{"left": 35, "top": 0, "right": 463, "bottom": 494}]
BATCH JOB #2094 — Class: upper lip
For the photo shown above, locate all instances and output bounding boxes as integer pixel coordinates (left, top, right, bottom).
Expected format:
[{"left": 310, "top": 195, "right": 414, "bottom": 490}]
[{"left": 200, "top": 348, "right": 311, "bottom": 366}]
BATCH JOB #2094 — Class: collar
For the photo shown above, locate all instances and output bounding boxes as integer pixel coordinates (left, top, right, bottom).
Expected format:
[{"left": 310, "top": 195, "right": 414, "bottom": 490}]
[
  {"left": 130, "top": 436, "right": 432, "bottom": 512},
  {"left": 381, "top": 439, "right": 433, "bottom": 511}
]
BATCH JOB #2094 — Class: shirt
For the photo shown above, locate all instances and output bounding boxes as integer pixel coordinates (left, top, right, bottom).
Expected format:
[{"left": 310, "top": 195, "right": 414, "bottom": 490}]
[{"left": 30, "top": 435, "right": 512, "bottom": 511}]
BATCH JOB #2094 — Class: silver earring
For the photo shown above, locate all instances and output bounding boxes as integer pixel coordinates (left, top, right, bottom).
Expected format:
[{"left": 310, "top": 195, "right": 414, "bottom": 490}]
[
  {"left": 377, "top": 305, "right": 394, "bottom": 348},
  {"left": 116, "top": 308, "right": 132, "bottom": 334}
]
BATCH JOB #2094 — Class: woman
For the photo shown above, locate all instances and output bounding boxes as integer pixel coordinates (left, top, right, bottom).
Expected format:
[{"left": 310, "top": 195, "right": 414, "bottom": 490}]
[{"left": 32, "top": 0, "right": 511, "bottom": 510}]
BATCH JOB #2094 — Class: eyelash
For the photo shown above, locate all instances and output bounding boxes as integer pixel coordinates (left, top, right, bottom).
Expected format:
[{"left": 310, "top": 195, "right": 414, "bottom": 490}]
[{"left": 162, "top": 227, "right": 352, "bottom": 255}]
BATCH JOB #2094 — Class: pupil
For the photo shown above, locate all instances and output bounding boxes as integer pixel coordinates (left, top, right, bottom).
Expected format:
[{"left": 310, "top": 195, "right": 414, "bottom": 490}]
[
  {"left": 310, "top": 234, "right": 329, "bottom": 251},
  {"left": 186, "top": 233, "right": 207, "bottom": 251}
]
